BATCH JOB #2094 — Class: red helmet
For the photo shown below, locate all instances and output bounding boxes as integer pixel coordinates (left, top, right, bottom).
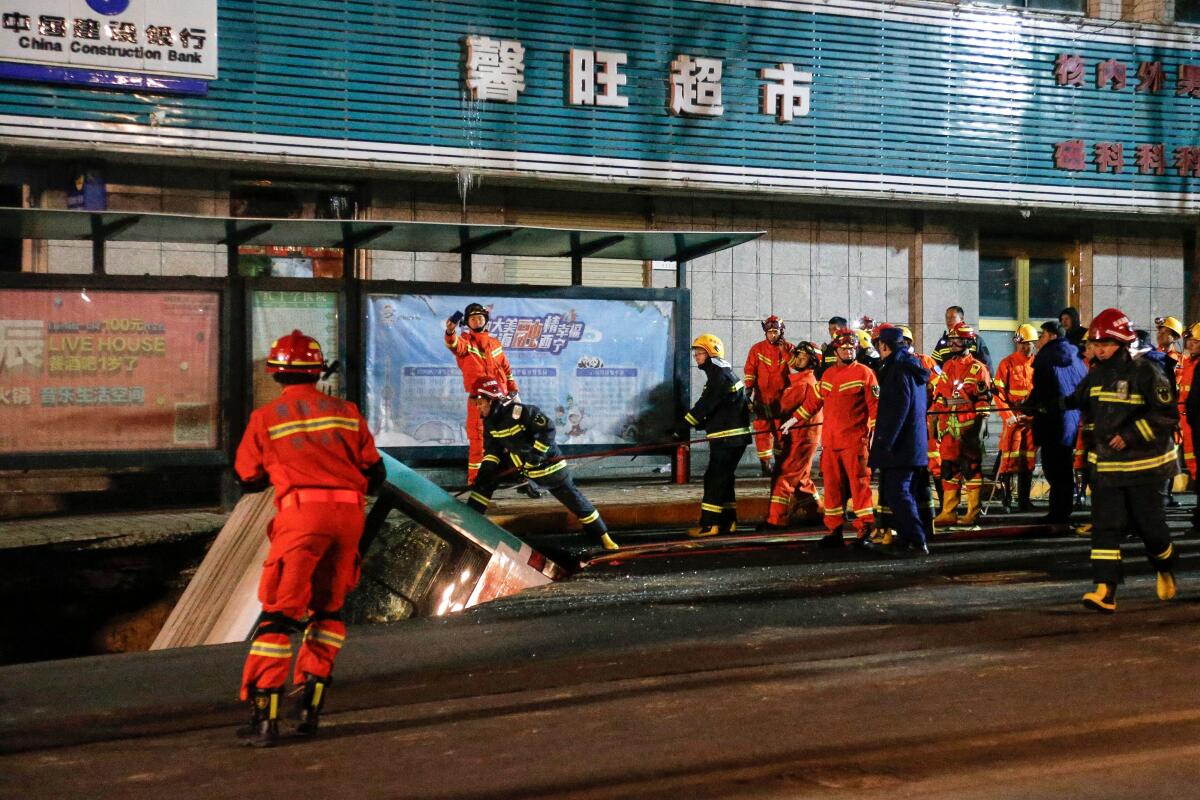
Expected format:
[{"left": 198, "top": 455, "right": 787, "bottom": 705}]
[
  {"left": 833, "top": 328, "right": 858, "bottom": 348},
  {"left": 469, "top": 376, "right": 508, "bottom": 400},
  {"left": 1088, "top": 308, "right": 1136, "bottom": 343},
  {"left": 266, "top": 330, "right": 325, "bottom": 375},
  {"left": 762, "top": 315, "right": 785, "bottom": 334},
  {"left": 871, "top": 322, "right": 894, "bottom": 340},
  {"left": 948, "top": 322, "right": 976, "bottom": 341}
]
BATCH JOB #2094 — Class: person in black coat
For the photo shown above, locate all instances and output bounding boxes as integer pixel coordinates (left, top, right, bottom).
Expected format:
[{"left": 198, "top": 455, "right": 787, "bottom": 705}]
[
  {"left": 1024, "top": 321, "right": 1088, "bottom": 523},
  {"left": 869, "top": 327, "right": 932, "bottom": 554},
  {"left": 1059, "top": 307, "right": 1088, "bottom": 352}
]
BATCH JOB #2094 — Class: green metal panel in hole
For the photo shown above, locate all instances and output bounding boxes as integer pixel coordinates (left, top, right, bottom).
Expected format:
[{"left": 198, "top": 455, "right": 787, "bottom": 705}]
[{"left": 357, "top": 452, "right": 566, "bottom": 617}]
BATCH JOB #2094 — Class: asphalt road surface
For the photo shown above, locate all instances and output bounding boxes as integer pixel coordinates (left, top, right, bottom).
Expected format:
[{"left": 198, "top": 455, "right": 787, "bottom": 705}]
[{"left": 2, "top": 525, "right": 1198, "bottom": 799}]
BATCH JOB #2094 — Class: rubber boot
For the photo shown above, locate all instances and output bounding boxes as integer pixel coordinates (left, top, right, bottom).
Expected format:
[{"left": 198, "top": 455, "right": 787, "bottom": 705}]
[
  {"left": 999, "top": 475, "right": 1013, "bottom": 513},
  {"left": 599, "top": 533, "right": 620, "bottom": 551},
  {"left": 1082, "top": 583, "right": 1117, "bottom": 613},
  {"left": 720, "top": 504, "right": 738, "bottom": 535},
  {"left": 933, "top": 484, "right": 961, "bottom": 527},
  {"left": 958, "top": 484, "right": 983, "bottom": 526},
  {"left": 1157, "top": 571, "right": 1178, "bottom": 601},
  {"left": 688, "top": 525, "right": 720, "bottom": 538},
  {"left": 295, "top": 676, "right": 328, "bottom": 737},
  {"left": 817, "top": 526, "right": 845, "bottom": 548},
  {"left": 760, "top": 459, "right": 774, "bottom": 478},
  {"left": 238, "top": 688, "right": 282, "bottom": 748},
  {"left": 1016, "top": 472, "right": 1033, "bottom": 512}
]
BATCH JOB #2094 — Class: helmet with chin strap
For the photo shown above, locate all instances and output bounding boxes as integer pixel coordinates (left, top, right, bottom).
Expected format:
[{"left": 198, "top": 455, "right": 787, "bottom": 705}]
[
  {"left": 1088, "top": 308, "right": 1136, "bottom": 343},
  {"left": 469, "top": 376, "right": 509, "bottom": 400},
  {"left": 266, "top": 330, "right": 325, "bottom": 376}
]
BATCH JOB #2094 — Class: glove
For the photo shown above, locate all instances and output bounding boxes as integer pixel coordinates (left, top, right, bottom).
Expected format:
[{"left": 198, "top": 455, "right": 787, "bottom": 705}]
[
  {"left": 510, "top": 392, "right": 522, "bottom": 404},
  {"left": 670, "top": 424, "right": 690, "bottom": 441},
  {"left": 779, "top": 417, "right": 798, "bottom": 435}
]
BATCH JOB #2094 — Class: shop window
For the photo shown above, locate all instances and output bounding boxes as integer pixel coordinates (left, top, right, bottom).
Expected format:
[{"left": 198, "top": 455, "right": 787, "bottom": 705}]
[
  {"left": 1178, "top": 0, "right": 1200, "bottom": 22},
  {"left": 504, "top": 257, "right": 646, "bottom": 287},
  {"left": 230, "top": 181, "right": 356, "bottom": 278},
  {"left": 978, "top": 249, "right": 1072, "bottom": 360}
]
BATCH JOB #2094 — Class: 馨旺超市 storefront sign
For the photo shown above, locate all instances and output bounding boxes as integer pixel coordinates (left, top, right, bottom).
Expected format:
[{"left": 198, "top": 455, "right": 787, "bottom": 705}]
[{"left": 0, "top": 0, "right": 216, "bottom": 94}]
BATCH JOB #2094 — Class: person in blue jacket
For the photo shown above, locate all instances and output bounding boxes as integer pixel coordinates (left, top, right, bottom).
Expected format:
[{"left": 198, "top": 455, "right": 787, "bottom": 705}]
[
  {"left": 868, "top": 326, "right": 932, "bottom": 555},
  {"left": 1024, "top": 321, "right": 1088, "bottom": 524}
]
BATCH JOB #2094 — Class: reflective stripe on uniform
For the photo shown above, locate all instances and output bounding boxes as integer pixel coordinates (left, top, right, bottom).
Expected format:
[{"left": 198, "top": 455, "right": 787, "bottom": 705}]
[
  {"left": 249, "top": 641, "right": 293, "bottom": 659},
  {"left": 268, "top": 416, "right": 360, "bottom": 440},
  {"left": 305, "top": 628, "right": 345, "bottom": 649},
  {"left": 580, "top": 510, "right": 600, "bottom": 524},
  {"left": 684, "top": 412, "right": 699, "bottom": 425},
  {"left": 1089, "top": 386, "right": 1145, "bottom": 405},
  {"left": 1135, "top": 419, "right": 1154, "bottom": 441},
  {"left": 533, "top": 440, "right": 550, "bottom": 453},
  {"left": 526, "top": 460, "right": 567, "bottom": 479},
  {"left": 709, "top": 427, "right": 754, "bottom": 439},
  {"left": 481, "top": 454, "right": 501, "bottom": 465},
  {"left": 470, "top": 492, "right": 491, "bottom": 506},
  {"left": 700, "top": 502, "right": 723, "bottom": 513},
  {"left": 1088, "top": 448, "right": 1178, "bottom": 472},
  {"left": 1154, "top": 543, "right": 1174, "bottom": 560},
  {"left": 491, "top": 424, "right": 525, "bottom": 438},
  {"left": 1090, "top": 549, "right": 1122, "bottom": 561}
]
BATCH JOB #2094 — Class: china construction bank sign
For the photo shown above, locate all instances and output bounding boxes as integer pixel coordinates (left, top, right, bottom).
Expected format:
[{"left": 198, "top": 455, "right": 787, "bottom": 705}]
[{"left": 0, "top": 0, "right": 216, "bottom": 94}]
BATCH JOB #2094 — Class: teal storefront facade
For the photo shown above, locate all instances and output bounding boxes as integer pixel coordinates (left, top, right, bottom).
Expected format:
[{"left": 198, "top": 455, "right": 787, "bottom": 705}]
[{"left": 0, "top": 0, "right": 1195, "bottom": 360}]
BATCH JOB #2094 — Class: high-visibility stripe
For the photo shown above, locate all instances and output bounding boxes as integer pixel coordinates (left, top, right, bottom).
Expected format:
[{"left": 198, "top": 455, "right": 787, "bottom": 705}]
[
  {"left": 481, "top": 454, "right": 500, "bottom": 465},
  {"left": 684, "top": 412, "right": 698, "bottom": 425},
  {"left": 469, "top": 492, "right": 491, "bottom": 506},
  {"left": 469, "top": 460, "right": 484, "bottom": 468},
  {"left": 510, "top": 453, "right": 524, "bottom": 467},
  {"left": 268, "top": 416, "right": 359, "bottom": 440},
  {"left": 820, "top": 382, "right": 833, "bottom": 391},
  {"left": 249, "top": 643, "right": 293, "bottom": 659},
  {"left": 445, "top": 334, "right": 459, "bottom": 349},
  {"left": 756, "top": 449, "right": 774, "bottom": 458},
  {"left": 797, "top": 408, "right": 812, "bottom": 421},
  {"left": 1089, "top": 386, "right": 1145, "bottom": 404},
  {"left": 823, "top": 505, "right": 844, "bottom": 515},
  {"left": 533, "top": 440, "right": 551, "bottom": 453},
  {"left": 839, "top": 381, "right": 864, "bottom": 391},
  {"left": 306, "top": 630, "right": 344, "bottom": 649},
  {"left": 464, "top": 344, "right": 485, "bottom": 358},
  {"left": 744, "top": 375, "right": 757, "bottom": 385},
  {"left": 722, "top": 502, "right": 736, "bottom": 509},
  {"left": 1154, "top": 543, "right": 1174, "bottom": 560},
  {"left": 700, "top": 502, "right": 723, "bottom": 513},
  {"left": 756, "top": 353, "right": 772, "bottom": 365},
  {"left": 491, "top": 347, "right": 504, "bottom": 357},
  {"left": 1090, "top": 549, "right": 1122, "bottom": 561},
  {"left": 709, "top": 426, "right": 754, "bottom": 439},
  {"left": 993, "top": 378, "right": 1005, "bottom": 388},
  {"left": 1135, "top": 419, "right": 1154, "bottom": 441},
  {"left": 580, "top": 510, "right": 600, "bottom": 524},
  {"left": 854, "top": 508, "right": 874, "bottom": 518},
  {"left": 527, "top": 460, "right": 567, "bottom": 479},
  {"left": 769, "top": 495, "right": 790, "bottom": 505},
  {"left": 1088, "top": 448, "right": 1179, "bottom": 472},
  {"left": 491, "top": 424, "right": 525, "bottom": 438}
]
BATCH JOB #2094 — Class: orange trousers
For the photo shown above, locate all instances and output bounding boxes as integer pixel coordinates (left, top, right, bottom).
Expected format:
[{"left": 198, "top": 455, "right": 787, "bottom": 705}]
[
  {"left": 240, "top": 498, "right": 364, "bottom": 700},
  {"left": 997, "top": 421, "right": 1036, "bottom": 475},
  {"left": 767, "top": 434, "right": 819, "bottom": 525},
  {"left": 752, "top": 418, "right": 778, "bottom": 462},
  {"left": 820, "top": 444, "right": 874, "bottom": 534}
]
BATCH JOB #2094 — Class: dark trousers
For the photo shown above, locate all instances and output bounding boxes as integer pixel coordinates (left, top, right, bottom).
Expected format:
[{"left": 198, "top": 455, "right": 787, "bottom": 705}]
[
  {"left": 470, "top": 461, "right": 606, "bottom": 537},
  {"left": 701, "top": 443, "right": 747, "bottom": 530},
  {"left": 1089, "top": 480, "right": 1176, "bottom": 584},
  {"left": 1040, "top": 441, "right": 1075, "bottom": 522},
  {"left": 880, "top": 467, "right": 931, "bottom": 547}
]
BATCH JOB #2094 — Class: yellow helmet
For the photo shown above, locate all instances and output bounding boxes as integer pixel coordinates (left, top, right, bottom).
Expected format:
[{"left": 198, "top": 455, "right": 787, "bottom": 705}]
[
  {"left": 691, "top": 333, "right": 725, "bottom": 359},
  {"left": 855, "top": 329, "right": 872, "bottom": 349},
  {"left": 1014, "top": 323, "right": 1038, "bottom": 343},
  {"left": 1157, "top": 316, "right": 1184, "bottom": 337},
  {"left": 899, "top": 326, "right": 914, "bottom": 342},
  {"left": 1189, "top": 322, "right": 1200, "bottom": 340}
]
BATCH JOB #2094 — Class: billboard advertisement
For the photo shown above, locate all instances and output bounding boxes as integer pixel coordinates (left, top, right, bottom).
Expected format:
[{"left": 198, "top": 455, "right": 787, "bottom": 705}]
[
  {"left": 250, "top": 290, "right": 341, "bottom": 406},
  {"left": 0, "top": 288, "right": 220, "bottom": 453},
  {"left": 364, "top": 293, "right": 676, "bottom": 449}
]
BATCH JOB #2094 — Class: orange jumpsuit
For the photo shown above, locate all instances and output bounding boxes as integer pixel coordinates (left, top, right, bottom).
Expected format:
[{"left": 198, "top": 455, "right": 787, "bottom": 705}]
[
  {"left": 744, "top": 338, "right": 794, "bottom": 463},
  {"left": 993, "top": 350, "right": 1036, "bottom": 474},
  {"left": 917, "top": 352, "right": 941, "bottom": 479},
  {"left": 767, "top": 370, "right": 822, "bottom": 526},
  {"left": 1178, "top": 356, "right": 1197, "bottom": 478},
  {"left": 235, "top": 384, "right": 382, "bottom": 700},
  {"left": 931, "top": 354, "right": 992, "bottom": 493},
  {"left": 445, "top": 327, "right": 518, "bottom": 482},
  {"left": 795, "top": 361, "right": 878, "bottom": 534}
]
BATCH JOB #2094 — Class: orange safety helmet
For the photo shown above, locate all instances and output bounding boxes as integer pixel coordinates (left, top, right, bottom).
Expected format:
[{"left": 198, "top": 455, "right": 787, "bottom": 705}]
[
  {"left": 469, "top": 376, "right": 509, "bottom": 400},
  {"left": 266, "top": 330, "right": 325, "bottom": 375},
  {"left": 948, "top": 321, "right": 976, "bottom": 341},
  {"left": 1088, "top": 308, "right": 1136, "bottom": 344}
]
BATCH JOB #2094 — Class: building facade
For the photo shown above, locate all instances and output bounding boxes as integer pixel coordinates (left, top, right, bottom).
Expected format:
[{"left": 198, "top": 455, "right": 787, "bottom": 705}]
[{"left": 0, "top": 0, "right": 1196, "bottom": 402}]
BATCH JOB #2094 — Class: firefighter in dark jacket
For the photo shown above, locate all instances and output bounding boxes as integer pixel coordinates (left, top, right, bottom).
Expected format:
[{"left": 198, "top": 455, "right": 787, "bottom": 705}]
[
  {"left": 466, "top": 376, "right": 617, "bottom": 551},
  {"left": 1064, "top": 308, "right": 1179, "bottom": 613},
  {"left": 1025, "top": 321, "right": 1088, "bottom": 524},
  {"left": 678, "top": 333, "right": 753, "bottom": 537},
  {"left": 869, "top": 326, "right": 932, "bottom": 555}
]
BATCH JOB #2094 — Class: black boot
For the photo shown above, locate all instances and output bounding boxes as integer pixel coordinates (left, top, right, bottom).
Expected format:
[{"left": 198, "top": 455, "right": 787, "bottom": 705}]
[
  {"left": 817, "top": 527, "right": 845, "bottom": 548},
  {"left": 1016, "top": 472, "right": 1033, "bottom": 512},
  {"left": 238, "top": 688, "right": 282, "bottom": 748},
  {"left": 999, "top": 475, "right": 1013, "bottom": 512},
  {"left": 295, "top": 675, "right": 328, "bottom": 737}
]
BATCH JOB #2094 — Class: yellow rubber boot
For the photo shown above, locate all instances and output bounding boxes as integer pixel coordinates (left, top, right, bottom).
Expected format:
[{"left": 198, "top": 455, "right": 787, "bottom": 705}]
[
  {"left": 1157, "top": 571, "right": 1177, "bottom": 601},
  {"left": 688, "top": 525, "right": 720, "bottom": 538},
  {"left": 933, "top": 485, "right": 961, "bottom": 527},
  {"left": 600, "top": 533, "right": 620, "bottom": 551},
  {"left": 958, "top": 485, "right": 983, "bottom": 526},
  {"left": 1082, "top": 583, "right": 1117, "bottom": 613}
]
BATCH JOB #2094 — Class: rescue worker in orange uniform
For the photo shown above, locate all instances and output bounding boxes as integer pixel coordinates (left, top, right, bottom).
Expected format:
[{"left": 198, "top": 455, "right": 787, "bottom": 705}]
[
  {"left": 993, "top": 324, "right": 1038, "bottom": 512},
  {"left": 1178, "top": 323, "right": 1200, "bottom": 482},
  {"left": 762, "top": 341, "right": 823, "bottom": 529},
  {"left": 744, "top": 315, "right": 794, "bottom": 476},
  {"left": 676, "top": 334, "right": 753, "bottom": 537},
  {"left": 444, "top": 302, "right": 520, "bottom": 485},
  {"left": 234, "top": 330, "right": 384, "bottom": 747},
  {"left": 931, "top": 322, "right": 993, "bottom": 527},
  {"left": 783, "top": 329, "right": 878, "bottom": 547},
  {"left": 1155, "top": 315, "right": 1183, "bottom": 387}
]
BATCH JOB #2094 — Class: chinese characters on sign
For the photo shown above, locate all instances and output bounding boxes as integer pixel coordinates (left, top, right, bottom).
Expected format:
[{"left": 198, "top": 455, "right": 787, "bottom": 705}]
[
  {"left": 0, "top": 0, "right": 217, "bottom": 87},
  {"left": 463, "top": 35, "right": 813, "bottom": 122},
  {"left": 1051, "top": 53, "right": 1200, "bottom": 177},
  {"left": 491, "top": 313, "right": 586, "bottom": 355}
]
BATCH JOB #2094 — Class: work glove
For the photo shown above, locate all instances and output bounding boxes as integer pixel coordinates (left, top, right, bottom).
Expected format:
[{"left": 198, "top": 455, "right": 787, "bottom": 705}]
[
  {"left": 779, "top": 416, "right": 799, "bottom": 435},
  {"left": 670, "top": 424, "right": 690, "bottom": 441}
]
